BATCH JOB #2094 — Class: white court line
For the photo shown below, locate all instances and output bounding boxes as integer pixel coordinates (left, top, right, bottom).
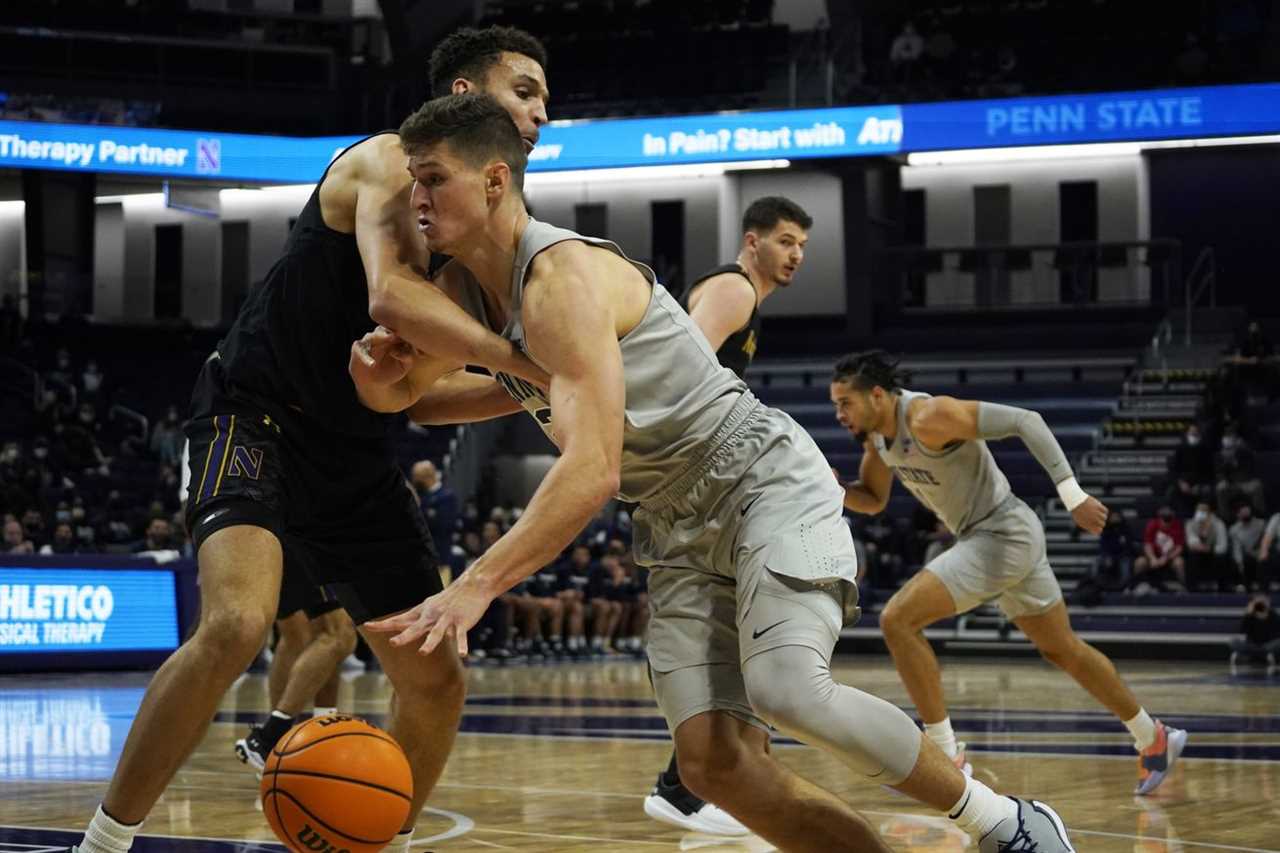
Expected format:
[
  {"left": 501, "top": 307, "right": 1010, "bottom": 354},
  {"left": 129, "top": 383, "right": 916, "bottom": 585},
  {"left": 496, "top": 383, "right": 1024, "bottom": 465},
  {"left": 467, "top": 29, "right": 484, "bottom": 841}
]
[
  {"left": 472, "top": 827, "right": 672, "bottom": 847},
  {"left": 414, "top": 806, "right": 475, "bottom": 845}
]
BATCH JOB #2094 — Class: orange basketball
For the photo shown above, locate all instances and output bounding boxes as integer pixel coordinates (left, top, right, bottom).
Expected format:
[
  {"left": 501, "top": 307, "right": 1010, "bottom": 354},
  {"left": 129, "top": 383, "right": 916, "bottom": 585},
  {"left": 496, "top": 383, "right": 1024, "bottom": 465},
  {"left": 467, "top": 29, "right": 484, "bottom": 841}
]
[{"left": 260, "top": 714, "right": 413, "bottom": 853}]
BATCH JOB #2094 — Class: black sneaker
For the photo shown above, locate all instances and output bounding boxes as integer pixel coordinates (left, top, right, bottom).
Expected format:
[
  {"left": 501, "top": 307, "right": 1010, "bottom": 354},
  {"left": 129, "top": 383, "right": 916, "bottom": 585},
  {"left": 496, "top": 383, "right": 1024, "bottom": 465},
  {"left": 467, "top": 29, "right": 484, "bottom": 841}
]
[
  {"left": 642, "top": 772, "right": 748, "bottom": 836},
  {"left": 234, "top": 724, "right": 271, "bottom": 773}
]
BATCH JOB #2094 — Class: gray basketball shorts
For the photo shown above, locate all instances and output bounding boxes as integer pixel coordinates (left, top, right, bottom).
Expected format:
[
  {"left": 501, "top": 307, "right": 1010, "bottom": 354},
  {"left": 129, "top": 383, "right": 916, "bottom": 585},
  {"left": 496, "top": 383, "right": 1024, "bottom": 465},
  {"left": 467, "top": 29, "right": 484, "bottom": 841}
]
[
  {"left": 634, "top": 401, "right": 860, "bottom": 733},
  {"left": 927, "top": 496, "right": 1063, "bottom": 620}
]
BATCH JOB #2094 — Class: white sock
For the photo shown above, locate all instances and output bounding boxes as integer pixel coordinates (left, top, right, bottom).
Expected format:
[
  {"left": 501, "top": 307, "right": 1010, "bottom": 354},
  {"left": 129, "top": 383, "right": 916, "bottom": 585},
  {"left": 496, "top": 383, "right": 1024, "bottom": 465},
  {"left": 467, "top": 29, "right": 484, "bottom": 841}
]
[
  {"left": 80, "top": 804, "right": 141, "bottom": 853},
  {"left": 270, "top": 709, "right": 292, "bottom": 721},
  {"left": 924, "top": 718, "right": 958, "bottom": 758},
  {"left": 1125, "top": 708, "right": 1158, "bottom": 750},
  {"left": 948, "top": 777, "right": 1017, "bottom": 839},
  {"left": 384, "top": 829, "right": 413, "bottom": 853},
  {"left": 312, "top": 706, "right": 337, "bottom": 718}
]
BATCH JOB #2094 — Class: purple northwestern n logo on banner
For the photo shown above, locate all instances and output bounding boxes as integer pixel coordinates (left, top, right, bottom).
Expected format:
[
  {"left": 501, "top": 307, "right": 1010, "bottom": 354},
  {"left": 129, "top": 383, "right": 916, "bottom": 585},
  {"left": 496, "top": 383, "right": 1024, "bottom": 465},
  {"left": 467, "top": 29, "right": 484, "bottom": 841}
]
[{"left": 196, "top": 138, "right": 221, "bottom": 174}]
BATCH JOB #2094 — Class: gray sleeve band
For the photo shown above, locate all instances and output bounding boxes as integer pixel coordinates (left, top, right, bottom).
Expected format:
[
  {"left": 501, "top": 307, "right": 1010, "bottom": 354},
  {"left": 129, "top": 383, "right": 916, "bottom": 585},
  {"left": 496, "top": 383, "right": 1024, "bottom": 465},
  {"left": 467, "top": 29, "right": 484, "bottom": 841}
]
[{"left": 976, "top": 401, "right": 1074, "bottom": 485}]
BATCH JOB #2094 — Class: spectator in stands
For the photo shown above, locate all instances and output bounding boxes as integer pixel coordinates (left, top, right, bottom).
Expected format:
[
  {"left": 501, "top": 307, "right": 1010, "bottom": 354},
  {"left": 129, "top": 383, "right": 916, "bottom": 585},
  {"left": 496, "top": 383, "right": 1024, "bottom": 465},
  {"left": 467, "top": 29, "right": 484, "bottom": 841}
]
[
  {"left": 1167, "top": 423, "right": 1214, "bottom": 516},
  {"left": 481, "top": 519, "right": 502, "bottom": 551},
  {"left": 587, "top": 553, "right": 626, "bottom": 655},
  {"left": 1229, "top": 593, "right": 1279, "bottom": 671},
  {"left": 1260, "top": 511, "right": 1280, "bottom": 591},
  {"left": 617, "top": 556, "right": 649, "bottom": 656},
  {"left": 1132, "top": 505, "right": 1186, "bottom": 593},
  {"left": 1186, "top": 501, "right": 1231, "bottom": 591},
  {"left": 133, "top": 516, "right": 176, "bottom": 554},
  {"left": 1175, "top": 33, "right": 1209, "bottom": 82},
  {"left": 97, "top": 490, "right": 136, "bottom": 548},
  {"left": 46, "top": 347, "right": 74, "bottom": 389},
  {"left": 1094, "top": 510, "right": 1136, "bottom": 589},
  {"left": 39, "top": 521, "right": 81, "bottom": 555},
  {"left": 411, "top": 459, "right": 458, "bottom": 553},
  {"left": 149, "top": 406, "right": 184, "bottom": 468},
  {"left": 20, "top": 508, "right": 47, "bottom": 551},
  {"left": 71, "top": 500, "right": 96, "bottom": 552},
  {"left": 1216, "top": 423, "right": 1265, "bottom": 519},
  {"left": 857, "top": 514, "right": 905, "bottom": 589},
  {"left": 890, "top": 22, "right": 924, "bottom": 75},
  {"left": 154, "top": 465, "right": 182, "bottom": 514},
  {"left": 81, "top": 358, "right": 105, "bottom": 402},
  {"left": 3, "top": 517, "right": 33, "bottom": 554},
  {"left": 1225, "top": 320, "right": 1277, "bottom": 399},
  {"left": 1230, "top": 502, "right": 1267, "bottom": 592},
  {"left": 555, "top": 543, "right": 595, "bottom": 656}
]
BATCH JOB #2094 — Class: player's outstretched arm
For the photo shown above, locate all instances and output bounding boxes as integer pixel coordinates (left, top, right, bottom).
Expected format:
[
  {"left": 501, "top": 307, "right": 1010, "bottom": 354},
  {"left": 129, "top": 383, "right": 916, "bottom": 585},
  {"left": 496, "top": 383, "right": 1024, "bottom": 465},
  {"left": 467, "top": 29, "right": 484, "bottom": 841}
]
[
  {"left": 836, "top": 438, "right": 894, "bottom": 515},
  {"left": 911, "top": 396, "right": 1108, "bottom": 534},
  {"left": 407, "top": 369, "right": 526, "bottom": 425},
  {"left": 353, "top": 151, "right": 545, "bottom": 386},
  {"left": 366, "top": 245, "right": 624, "bottom": 655},
  {"left": 687, "top": 274, "right": 756, "bottom": 352}
]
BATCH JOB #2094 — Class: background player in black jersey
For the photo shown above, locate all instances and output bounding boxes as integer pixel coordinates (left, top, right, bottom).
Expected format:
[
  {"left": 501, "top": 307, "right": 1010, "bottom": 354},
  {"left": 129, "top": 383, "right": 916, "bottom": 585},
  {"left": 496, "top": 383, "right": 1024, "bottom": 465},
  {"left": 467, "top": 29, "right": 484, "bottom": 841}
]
[
  {"left": 73, "top": 26, "right": 551, "bottom": 853},
  {"left": 647, "top": 196, "right": 813, "bottom": 836}
]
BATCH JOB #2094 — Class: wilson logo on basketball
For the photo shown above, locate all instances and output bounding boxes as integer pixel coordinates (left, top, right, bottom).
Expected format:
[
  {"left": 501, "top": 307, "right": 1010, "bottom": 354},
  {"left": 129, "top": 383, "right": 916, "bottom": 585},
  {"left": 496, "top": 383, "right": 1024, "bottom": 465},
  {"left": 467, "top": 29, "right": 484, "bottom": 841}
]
[{"left": 295, "top": 824, "right": 350, "bottom": 853}]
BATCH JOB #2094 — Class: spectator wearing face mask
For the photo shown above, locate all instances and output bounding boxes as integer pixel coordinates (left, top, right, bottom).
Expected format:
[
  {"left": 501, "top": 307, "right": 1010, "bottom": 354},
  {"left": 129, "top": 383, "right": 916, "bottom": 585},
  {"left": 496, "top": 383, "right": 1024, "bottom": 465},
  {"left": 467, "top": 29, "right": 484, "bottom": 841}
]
[
  {"left": 1216, "top": 423, "right": 1265, "bottom": 519},
  {"left": 1167, "top": 424, "right": 1214, "bottom": 517},
  {"left": 1094, "top": 511, "right": 1136, "bottom": 588},
  {"left": 1131, "top": 506, "right": 1186, "bottom": 594},
  {"left": 1230, "top": 502, "right": 1267, "bottom": 592},
  {"left": 1229, "top": 594, "right": 1279, "bottom": 671},
  {"left": 150, "top": 406, "right": 185, "bottom": 468},
  {"left": 39, "top": 522, "right": 81, "bottom": 555},
  {"left": 1185, "top": 502, "right": 1230, "bottom": 591}
]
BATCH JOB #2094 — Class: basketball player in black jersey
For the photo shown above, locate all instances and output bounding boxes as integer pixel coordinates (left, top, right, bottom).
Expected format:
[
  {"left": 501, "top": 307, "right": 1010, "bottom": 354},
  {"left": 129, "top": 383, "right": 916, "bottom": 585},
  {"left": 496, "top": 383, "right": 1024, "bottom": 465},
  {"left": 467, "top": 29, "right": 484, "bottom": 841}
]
[
  {"left": 645, "top": 196, "right": 812, "bottom": 836},
  {"left": 73, "top": 27, "right": 551, "bottom": 853}
]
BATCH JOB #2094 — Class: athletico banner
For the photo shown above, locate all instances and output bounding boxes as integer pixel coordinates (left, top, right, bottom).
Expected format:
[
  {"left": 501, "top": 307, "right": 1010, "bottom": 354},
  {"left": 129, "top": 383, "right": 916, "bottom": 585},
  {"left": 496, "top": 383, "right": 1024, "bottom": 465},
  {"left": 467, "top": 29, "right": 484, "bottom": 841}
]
[
  {"left": 1, "top": 82, "right": 1278, "bottom": 180},
  {"left": 0, "top": 567, "right": 178, "bottom": 653}
]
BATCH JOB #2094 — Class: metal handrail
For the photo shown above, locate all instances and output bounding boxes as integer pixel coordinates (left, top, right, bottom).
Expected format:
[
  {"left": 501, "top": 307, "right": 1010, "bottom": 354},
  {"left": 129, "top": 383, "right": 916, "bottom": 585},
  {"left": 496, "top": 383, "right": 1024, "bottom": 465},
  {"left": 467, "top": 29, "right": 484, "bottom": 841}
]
[{"left": 1183, "top": 247, "right": 1217, "bottom": 345}]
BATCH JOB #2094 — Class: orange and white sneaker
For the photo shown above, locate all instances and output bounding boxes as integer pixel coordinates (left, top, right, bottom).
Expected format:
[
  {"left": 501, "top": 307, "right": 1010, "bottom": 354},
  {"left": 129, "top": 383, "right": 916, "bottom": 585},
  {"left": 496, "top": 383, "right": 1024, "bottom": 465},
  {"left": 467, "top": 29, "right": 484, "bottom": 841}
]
[
  {"left": 1135, "top": 721, "right": 1188, "bottom": 795},
  {"left": 953, "top": 741, "right": 973, "bottom": 776}
]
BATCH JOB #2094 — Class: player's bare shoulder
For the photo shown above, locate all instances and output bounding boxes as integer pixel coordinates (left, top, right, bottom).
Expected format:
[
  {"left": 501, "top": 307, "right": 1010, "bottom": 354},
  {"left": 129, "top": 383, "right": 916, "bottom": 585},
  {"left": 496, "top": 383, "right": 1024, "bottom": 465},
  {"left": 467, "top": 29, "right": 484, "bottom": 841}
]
[
  {"left": 526, "top": 240, "right": 650, "bottom": 335},
  {"left": 319, "top": 134, "right": 408, "bottom": 235}
]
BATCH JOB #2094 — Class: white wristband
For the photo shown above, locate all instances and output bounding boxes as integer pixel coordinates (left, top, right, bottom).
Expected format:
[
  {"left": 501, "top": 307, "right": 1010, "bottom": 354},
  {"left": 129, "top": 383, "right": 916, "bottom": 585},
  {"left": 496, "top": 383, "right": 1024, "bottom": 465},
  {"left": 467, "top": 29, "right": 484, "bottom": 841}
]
[{"left": 1056, "top": 476, "right": 1089, "bottom": 511}]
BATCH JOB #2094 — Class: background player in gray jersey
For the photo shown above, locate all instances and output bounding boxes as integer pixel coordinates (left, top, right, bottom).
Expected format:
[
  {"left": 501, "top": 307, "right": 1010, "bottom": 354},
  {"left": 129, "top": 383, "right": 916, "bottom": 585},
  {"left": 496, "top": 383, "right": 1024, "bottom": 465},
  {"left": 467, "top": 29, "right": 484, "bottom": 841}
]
[
  {"left": 829, "top": 350, "right": 1188, "bottom": 797},
  {"left": 359, "top": 94, "right": 1078, "bottom": 853},
  {"left": 644, "top": 195, "right": 812, "bottom": 837}
]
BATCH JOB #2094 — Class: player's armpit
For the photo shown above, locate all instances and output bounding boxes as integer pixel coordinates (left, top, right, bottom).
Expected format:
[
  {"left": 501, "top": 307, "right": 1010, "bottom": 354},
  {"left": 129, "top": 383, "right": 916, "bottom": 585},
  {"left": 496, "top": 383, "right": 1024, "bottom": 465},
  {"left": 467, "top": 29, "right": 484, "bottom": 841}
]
[{"left": 686, "top": 274, "right": 756, "bottom": 352}]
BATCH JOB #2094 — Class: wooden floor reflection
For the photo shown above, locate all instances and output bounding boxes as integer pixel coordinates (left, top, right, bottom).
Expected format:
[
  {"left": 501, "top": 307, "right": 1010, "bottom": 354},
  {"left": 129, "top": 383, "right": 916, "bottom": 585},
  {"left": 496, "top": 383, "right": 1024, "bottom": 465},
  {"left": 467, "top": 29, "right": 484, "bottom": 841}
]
[{"left": 4, "top": 656, "right": 1279, "bottom": 851}]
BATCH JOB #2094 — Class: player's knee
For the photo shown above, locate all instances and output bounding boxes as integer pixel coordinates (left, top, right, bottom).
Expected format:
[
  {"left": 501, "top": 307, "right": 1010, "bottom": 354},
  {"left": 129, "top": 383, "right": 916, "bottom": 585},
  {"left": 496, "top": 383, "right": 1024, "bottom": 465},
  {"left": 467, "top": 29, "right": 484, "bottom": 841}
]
[
  {"left": 196, "top": 608, "right": 272, "bottom": 669},
  {"left": 395, "top": 650, "right": 465, "bottom": 711},
  {"left": 675, "top": 738, "right": 752, "bottom": 805},
  {"left": 742, "top": 651, "right": 828, "bottom": 735},
  {"left": 878, "top": 598, "right": 916, "bottom": 638},
  {"left": 1037, "top": 635, "right": 1084, "bottom": 671}
]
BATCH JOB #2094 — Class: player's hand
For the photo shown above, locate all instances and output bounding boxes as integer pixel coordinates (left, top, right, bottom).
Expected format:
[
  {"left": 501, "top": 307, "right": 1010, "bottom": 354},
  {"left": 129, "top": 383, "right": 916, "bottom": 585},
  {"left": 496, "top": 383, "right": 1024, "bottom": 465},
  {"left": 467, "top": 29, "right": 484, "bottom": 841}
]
[
  {"left": 364, "top": 574, "right": 493, "bottom": 657},
  {"left": 1071, "top": 496, "right": 1108, "bottom": 535},
  {"left": 350, "top": 326, "right": 415, "bottom": 387}
]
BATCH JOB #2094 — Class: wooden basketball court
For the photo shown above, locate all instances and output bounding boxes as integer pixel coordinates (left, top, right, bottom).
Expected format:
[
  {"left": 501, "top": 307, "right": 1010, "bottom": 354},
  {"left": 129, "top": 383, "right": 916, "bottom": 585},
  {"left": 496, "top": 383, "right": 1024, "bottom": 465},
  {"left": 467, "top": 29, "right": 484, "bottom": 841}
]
[{"left": 3, "top": 656, "right": 1278, "bottom": 851}]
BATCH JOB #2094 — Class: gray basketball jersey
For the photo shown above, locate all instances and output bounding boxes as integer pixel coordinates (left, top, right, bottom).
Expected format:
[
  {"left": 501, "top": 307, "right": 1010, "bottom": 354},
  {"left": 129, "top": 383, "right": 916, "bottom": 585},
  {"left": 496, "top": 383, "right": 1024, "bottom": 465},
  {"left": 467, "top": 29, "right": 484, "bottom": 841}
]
[
  {"left": 872, "top": 389, "right": 1011, "bottom": 535},
  {"left": 453, "top": 218, "right": 748, "bottom": 504}
]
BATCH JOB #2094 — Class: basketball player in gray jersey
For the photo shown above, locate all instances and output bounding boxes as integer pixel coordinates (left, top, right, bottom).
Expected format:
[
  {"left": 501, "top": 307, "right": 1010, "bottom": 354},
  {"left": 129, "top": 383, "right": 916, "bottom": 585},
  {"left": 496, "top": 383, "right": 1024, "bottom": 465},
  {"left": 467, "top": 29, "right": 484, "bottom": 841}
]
[
  {"left": 358, "top": 94, "right": 1077, "bottom": 853},
  {"left": 829, "top": 351, "right": 1188, "bottom": 796},
  {"left": 641, "top": 195, "right": 811, "bottom": 837}
]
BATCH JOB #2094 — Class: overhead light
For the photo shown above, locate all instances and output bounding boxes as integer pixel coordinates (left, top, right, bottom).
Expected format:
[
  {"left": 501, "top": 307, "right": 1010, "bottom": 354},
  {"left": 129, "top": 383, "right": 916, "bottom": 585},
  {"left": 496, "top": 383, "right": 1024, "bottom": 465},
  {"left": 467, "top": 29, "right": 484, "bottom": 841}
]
[
  {"left": 527, "top": 159, "right": 790, "bottom": 186},
  {"left": 95, "top": 193, "right": 164, "bottom": 204},
  {"left": 907, "top": 134, "right": 1280, "bottom": 166},
  {"left": 220, "top": 184, "right": 315, "bottom": 202}
]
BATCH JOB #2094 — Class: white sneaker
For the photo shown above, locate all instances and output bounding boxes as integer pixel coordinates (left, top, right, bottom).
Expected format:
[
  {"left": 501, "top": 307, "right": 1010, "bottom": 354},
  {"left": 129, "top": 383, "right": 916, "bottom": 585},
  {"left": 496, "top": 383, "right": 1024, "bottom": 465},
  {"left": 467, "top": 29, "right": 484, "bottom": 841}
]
[{"left": 644, "top": 774, "right": 750, "bottom": 836}]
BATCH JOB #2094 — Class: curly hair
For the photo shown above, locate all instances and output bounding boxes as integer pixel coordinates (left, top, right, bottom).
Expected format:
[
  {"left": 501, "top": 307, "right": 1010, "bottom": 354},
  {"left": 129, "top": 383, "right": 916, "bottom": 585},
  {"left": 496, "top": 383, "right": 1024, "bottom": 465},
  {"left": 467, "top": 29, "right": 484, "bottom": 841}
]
[
  {"left": 429, "top": 26, "right": 548, "bottom": 96},
  {"left": 832, "top": 350, "right": 912, "bottom": 392}
]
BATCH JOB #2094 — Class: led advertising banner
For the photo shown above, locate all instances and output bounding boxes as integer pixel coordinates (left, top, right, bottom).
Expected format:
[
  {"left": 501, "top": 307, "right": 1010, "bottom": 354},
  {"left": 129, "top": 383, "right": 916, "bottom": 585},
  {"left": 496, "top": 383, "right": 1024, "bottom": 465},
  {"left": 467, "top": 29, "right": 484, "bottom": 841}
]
[
  {"left": 900, "top": 82, "right": 1280, "bottom": 152},
  {"left": 0, "top": 120, "right": 360, "bottom": 182},
  {"left": 1, "top": 82, "right": 1277, "bottom": 181},
  {"left": 0, "top": 567, "right": 179, "bottom": 654},
  {"left": 530, "top": 104, "right": 904, "bottom": 169}
]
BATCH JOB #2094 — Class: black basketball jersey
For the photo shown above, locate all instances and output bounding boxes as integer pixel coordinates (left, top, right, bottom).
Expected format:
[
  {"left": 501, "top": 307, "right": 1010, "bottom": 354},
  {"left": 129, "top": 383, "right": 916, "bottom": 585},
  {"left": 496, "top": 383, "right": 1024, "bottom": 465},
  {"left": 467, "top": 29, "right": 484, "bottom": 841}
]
[
  {"left": 215, "top": 132, "right": 396, "bottom": 439},
  {"left": 680, "top": 263, "right": 761, "bottom": 379}
]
